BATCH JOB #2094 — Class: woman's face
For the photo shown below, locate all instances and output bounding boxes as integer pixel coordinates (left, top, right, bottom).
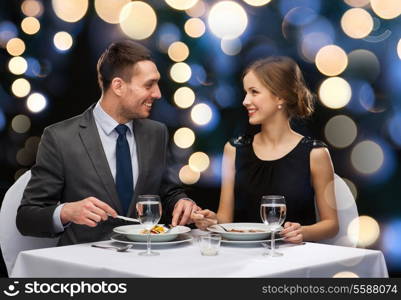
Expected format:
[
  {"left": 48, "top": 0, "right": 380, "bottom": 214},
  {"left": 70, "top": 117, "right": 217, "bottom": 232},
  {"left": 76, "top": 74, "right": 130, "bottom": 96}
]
[{"left": 242, "top": 71, "right": 283, "bottom": 125}]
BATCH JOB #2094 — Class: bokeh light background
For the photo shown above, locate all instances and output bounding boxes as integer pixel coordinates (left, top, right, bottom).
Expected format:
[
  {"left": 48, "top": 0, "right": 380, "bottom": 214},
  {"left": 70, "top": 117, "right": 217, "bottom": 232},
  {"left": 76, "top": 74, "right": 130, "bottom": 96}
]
[{"left": 0, "top": 0, "right": 400, "bottom": 276}]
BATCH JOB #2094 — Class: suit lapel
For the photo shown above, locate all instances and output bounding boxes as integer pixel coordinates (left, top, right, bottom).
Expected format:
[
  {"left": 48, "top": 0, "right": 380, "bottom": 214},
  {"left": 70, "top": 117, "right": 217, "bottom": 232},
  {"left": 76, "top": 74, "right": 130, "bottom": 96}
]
[
  {"left": 128, "top": 119, "right": 149, "bottom": 217},
  {"left": 78, "top": 106, "right": 122, "bottom": 213}
]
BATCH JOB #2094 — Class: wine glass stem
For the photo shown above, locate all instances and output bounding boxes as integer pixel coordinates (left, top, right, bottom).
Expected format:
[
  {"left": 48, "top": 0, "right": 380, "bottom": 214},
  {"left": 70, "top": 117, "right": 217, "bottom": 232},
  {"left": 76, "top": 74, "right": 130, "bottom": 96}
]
[
  {"left": 271, "top": 231, "right": 275, "bottom": 256},
  {"left": 146, "top": 232, "right": 151, "bottom": 254}
]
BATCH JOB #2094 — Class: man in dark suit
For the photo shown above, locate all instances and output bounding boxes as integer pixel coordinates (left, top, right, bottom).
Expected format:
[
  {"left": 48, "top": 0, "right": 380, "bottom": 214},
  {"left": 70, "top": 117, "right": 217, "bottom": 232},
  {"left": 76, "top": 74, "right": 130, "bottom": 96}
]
[{"left": 16, "top": 40, "right": 199, "bottom": 246}]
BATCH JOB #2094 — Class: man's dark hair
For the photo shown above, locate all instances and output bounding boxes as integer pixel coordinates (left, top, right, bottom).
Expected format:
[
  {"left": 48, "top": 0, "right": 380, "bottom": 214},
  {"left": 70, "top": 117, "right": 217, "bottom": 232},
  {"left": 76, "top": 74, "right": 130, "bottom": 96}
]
[{"left": 97, "top": 40, "right": 152, "bottom": 92}]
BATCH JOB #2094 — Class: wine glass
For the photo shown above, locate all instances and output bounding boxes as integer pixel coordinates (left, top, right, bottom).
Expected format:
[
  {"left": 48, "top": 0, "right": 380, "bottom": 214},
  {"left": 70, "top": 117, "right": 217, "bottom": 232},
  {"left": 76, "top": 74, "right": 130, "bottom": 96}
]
[
  {"left": 260, "top": 195, "right": 287, "bottom": 257},
  {"left": 136, "top": 195, "right": 162, "bottom": 256}
]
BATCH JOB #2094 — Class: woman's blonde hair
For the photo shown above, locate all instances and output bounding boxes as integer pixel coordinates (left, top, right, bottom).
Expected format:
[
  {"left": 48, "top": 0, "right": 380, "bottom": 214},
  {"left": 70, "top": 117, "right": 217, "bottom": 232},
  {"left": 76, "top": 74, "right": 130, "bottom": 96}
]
[{"left": 244, "top": 56, "right": 314, "bottom": 118}]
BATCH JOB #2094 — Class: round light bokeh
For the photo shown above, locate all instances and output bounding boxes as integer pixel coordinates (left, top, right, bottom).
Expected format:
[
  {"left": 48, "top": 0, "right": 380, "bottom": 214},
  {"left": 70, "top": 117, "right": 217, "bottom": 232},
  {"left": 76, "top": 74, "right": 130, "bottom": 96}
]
[
  {"left": 348, "top": 216, "right": 380, "bottom": 248},
  {"left": 370, "top": 0, "right": 401, "bottom": 20},
  {"left": 344, "top": 0, "right": 370, "bottom": 7},
  {"left": 347, "top": 49, "right": 380, "bottom": 83},
  {"left": 94, "top": 0, "right": 130, "bottom": 24},
  {"left": 189, "top": 152, "right": 210, "bottom": 172},
  {"left": 184, "top": 18, "right": 206, "bottom": 38},
  {"left": 16, "top": 149, "right": 35, "bottom": 166},
  {"left": 0, "top": 22, "right": 18, "bottom": 48},
  {"left": 343, "top": 178, "right": 358, "bottom": 200},
  {"left": 324, "top": 115, "right": 357, "bottom": 148},
  {"left": 17, "top": 150, "right": 30, "bottom": 166},
  {"left": 174, "top": 127, "right": 195, "bottom": 149},
  {"left": 208, "top": 1, "right": 248, "bottom": 39},
  {"left": 11, "top": 78, "right": 31, "bottom": 98},
  {"left": 168, "top": 41, "right": 189, "bottom": 62},
  {"left": 221, "top": 38, "right": 242, "bottom": 56},
  {"left": 170, "top": 62, "right": 192, "bottom": 83},
  {"left": 8, "top": 56, "right": 28, "bottom": 75},
  {"left": 6, "top": 38, "right": 26, "bottom": 56},
  {"left": 318, "top": 77, "right": 352, "bottom": 109},
  {"left": 315, "top": 45, "right": 348, "bottom": 76},
  {"left": 119, "top": 1, "right": 157, "bottom": 40},
  {"left": 157, "top": 23, "right": 181, "bottom": 53},
  {"left": 333, "top": 271, "right": 359, "bottom": 278},
  {"left": 185, "top": 0, "right": 206, "bottom": 17},
  {"left": 25, "top": 136, "right": 41, "bottom": 151},
  {"left": 357, "top": 82, "right": 376, "bottom": 112},
  {"left": 351, "top": 140, "right": 384, "bottom": 175},
  {"left": 165, "top": 0, "right": 199, "bottom": 10},
  {"left": 300, "top": 32, "right": 333, "bottom": 63},
  {"left": 179, "top": 165, "right": 200, "bottom": 185},
  {"left": 52, "top": 0, "right": 88, "bottom": 23},
  {"left": 27, "top": 58, "right": 52, "bottom": 78},
  {"left": 282, "top": 6, "right": 318, "bottom": 28},
  {"left": 387, "top": 114, "right": 401, "bottom": 147},
  {"left": 243, "top": 0, "right": 271, "bottom": 6},
  {"left": 341, "top": 8, "right": 373, "bottom": 39},
  {"left": 27, "top": 93, "right": 47, "bottom": 113},
  {"left": 21, "top": 0, "right": 44, "bottom": 17},
  {"left": 382, "top": 220, "right": 401, "bottom": 266},
  {"left": 191, "top": 103, "right": 212, "bottom": 125},
  {"left": 21, "top": 17, "right": 40, "bottom": 35},
  {"left": 174, "top": 87, "right": 195, "bottom": 109},
  {"left": 398, "top": 39, "right": 401, "bottom": 60},
  {"left": 53, "top": 31, "right": 73, "bottom": 51},
  {"left": 11, "top": 114, "right": 31, "bottom": 133},
  {"left": 324, "top": 175, "right": 356, "bottom": 212}
]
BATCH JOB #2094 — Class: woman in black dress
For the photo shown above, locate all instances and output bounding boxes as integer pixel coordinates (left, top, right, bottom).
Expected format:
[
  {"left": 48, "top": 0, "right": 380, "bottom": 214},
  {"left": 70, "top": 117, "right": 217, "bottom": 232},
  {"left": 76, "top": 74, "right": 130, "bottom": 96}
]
[{"left": 194, "top": 56, "right": 338, "bottom": 243}]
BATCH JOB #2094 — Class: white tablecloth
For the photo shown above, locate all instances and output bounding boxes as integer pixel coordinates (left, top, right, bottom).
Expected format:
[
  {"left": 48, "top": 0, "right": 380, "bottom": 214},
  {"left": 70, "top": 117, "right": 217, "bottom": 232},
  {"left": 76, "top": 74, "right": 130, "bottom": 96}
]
[{"left": 11, "top": 234, "right": 388, "bottom": 278}]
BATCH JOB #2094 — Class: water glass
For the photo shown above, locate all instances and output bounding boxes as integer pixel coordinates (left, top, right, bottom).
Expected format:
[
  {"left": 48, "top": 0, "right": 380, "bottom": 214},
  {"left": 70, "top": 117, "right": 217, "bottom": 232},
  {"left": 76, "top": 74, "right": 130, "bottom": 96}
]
[
  {"left": 136, "top": 195, "right": 162, "bottom": 256},
  {"left": 260, "top": 195, "right": 287, "bottom": 257},
  {"left": 198, "top": 234, "right": 221, "bottom": 256}
]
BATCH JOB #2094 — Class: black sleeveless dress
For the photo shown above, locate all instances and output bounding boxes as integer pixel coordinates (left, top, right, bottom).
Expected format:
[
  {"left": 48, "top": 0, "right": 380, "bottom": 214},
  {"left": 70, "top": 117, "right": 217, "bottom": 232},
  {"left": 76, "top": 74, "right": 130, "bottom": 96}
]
[{"left": 230, "top": 135, "right": 327, "bottom": 225}]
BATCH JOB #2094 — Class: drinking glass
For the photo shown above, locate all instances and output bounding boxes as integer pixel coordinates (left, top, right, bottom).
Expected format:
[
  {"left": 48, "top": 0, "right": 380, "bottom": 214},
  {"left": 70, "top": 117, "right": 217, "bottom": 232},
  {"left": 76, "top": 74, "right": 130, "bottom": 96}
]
[
  {"left": 136, "top": 195, "right": 162, "bottom": 256},
  {"left": 260, "top": 195, "right": 287, "bottom": 257},
  {"left": 198, "top": 234, "right": 221, "bottom": 256}
]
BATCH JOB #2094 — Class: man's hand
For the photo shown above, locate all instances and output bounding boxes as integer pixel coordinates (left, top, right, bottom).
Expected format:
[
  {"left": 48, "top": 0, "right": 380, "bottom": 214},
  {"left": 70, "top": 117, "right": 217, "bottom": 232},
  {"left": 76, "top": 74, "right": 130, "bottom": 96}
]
[
  {"left": 171, "top": 198, "right": 200, "bottom": 226},
  {"left": 60, "top": 197, "right": 117, "bottom": 227},
  {"left": 191, "top": 209, "right": 218, "bottom": 230}
]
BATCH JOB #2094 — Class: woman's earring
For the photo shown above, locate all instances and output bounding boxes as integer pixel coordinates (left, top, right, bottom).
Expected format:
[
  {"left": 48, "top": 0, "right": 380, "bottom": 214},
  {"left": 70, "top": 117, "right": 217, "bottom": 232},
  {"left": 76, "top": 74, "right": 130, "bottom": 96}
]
[{"left": 278, "top": 104, "right": 282, "bottom": 109}]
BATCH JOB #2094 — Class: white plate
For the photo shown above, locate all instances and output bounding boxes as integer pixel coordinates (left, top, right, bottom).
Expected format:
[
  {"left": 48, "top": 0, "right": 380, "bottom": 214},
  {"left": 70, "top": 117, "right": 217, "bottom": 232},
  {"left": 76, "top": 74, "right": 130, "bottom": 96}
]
[
  {"left": 207, "top": 223, "right": 283, "bottom": 241},
  {"left": 111, "top": 234, "right": 193, "bottom": 245},
  {"left": 113, "top": 224, "right": 191, "bottom": 242},
  {"left": 221, "top": 237, "right": 285, "bottom": 244}
]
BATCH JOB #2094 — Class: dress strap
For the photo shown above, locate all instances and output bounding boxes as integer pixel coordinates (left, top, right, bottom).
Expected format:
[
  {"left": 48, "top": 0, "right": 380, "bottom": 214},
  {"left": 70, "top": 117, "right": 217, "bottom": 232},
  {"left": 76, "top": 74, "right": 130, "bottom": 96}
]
[
  {"left": 229, "top": 135, "right": 253, "bottom": 147},
  {"left": 301, "top": 136, "right": 328, "bottom": 149}
]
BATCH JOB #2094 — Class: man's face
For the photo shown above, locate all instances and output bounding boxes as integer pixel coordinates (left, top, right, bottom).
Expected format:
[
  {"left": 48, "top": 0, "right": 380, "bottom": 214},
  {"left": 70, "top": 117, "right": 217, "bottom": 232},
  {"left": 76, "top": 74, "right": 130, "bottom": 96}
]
[{"left": 119, "top": 60, "right": 161, "bottom": 120}]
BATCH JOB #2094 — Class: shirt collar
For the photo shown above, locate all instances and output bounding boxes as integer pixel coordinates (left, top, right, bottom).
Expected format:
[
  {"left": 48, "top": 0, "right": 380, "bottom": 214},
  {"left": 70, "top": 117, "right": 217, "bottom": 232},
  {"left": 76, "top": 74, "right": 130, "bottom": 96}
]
[{"left": 93, "top": 101, "right": 133, "bottom": 136}]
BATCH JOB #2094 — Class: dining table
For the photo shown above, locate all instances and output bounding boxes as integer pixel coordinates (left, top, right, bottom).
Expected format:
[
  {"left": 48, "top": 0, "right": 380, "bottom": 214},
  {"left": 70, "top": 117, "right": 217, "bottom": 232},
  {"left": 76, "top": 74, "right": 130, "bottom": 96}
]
[{"left": 11, "top": 230, "right": 388, "bottom": 278}]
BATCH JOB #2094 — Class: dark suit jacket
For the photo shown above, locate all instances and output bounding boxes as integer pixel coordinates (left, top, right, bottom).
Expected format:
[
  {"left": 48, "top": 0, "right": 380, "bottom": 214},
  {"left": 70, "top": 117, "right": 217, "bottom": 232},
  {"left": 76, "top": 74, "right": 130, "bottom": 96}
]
[{"left": 16, "top": 105, "right": 187, "bottom": 245}]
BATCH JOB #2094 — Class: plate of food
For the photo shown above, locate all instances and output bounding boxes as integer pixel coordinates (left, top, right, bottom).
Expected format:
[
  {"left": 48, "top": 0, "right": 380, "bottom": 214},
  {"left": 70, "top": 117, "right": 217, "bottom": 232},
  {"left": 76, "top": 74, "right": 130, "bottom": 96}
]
[
  {"left": 113, "top": 224, "right": 191, "bottom": 242},
  {"left": 207, "top": 223, "right": 283, "bottom": 241},
  {"left": 220, "top": 236, "right": 285, "bottom": 244},
  {"left": 111, "top": 233, "right": 193, "bottom": 245}
]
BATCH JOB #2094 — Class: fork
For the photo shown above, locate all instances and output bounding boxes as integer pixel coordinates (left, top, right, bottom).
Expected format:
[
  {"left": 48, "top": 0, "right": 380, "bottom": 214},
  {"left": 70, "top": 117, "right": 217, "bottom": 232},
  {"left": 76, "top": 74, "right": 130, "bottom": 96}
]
[
  {"left": 91, "top": 244, "right": 132, "bottom": 252},
  {"left": 164, "top": 224, "right": 175, "bottom": 233},
  {"left": 107, "top": 214, "right": 139, "bottom": 223},
  {"left": 216, "top": 224, "right": 229, "bottom": 232},
  {"left": 262, "top": 241, "right": 305, "bottom": 249}
]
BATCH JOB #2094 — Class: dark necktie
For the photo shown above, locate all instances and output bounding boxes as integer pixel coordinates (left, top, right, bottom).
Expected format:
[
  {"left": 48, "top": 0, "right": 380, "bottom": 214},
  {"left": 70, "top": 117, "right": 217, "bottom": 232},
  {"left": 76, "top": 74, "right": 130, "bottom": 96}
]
[{"left": 115, "top": 124, "right": 133, "bottom": 215}]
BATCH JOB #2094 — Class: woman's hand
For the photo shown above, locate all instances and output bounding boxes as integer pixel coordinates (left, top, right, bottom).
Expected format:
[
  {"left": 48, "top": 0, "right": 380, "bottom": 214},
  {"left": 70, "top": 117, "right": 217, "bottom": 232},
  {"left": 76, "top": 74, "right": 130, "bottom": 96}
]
[
  {"left": 191, "top": 209, "right": 218, "bottom": 230},
  {"left": 280, "top": 221, "right": 303, "bottom": 243}
]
